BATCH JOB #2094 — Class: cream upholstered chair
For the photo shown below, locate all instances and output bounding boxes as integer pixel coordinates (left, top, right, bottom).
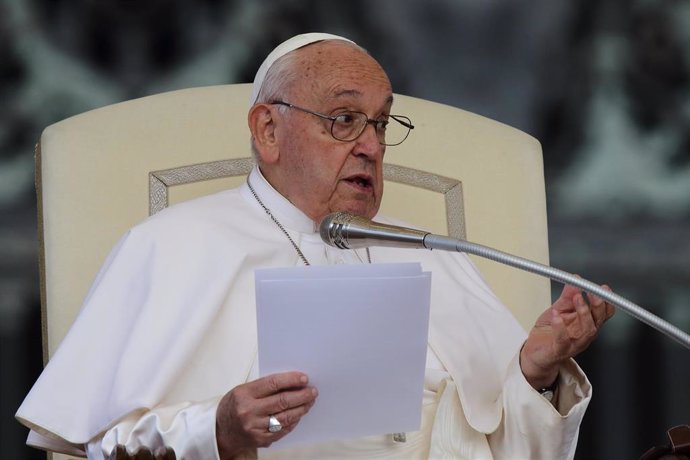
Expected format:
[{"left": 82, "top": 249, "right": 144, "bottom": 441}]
[{"left": 36, "top": 83, "right": 549, "bottom": 459}]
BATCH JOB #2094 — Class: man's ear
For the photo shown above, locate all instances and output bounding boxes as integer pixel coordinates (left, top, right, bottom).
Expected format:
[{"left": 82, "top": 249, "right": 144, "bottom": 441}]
[{"left": 248, "top": 104, "right": 280, "bottom": 164}]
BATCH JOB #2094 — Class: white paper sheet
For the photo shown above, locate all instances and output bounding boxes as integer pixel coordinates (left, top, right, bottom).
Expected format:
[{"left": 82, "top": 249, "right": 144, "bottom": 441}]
[{"left": 255, "top": 262, "right": 431, "bottom": 449}]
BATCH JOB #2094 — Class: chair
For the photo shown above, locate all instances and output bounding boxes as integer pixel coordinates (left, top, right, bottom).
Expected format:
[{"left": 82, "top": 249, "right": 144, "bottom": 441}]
[{"left": 35, "top": 83, "right": 549, "bottom": 459}]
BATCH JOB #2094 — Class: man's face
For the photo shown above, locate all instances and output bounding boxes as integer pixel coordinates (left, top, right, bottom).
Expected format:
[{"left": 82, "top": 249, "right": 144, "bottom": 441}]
[{"left": 266, "top": 42, "right": 393, "bottom": 224}]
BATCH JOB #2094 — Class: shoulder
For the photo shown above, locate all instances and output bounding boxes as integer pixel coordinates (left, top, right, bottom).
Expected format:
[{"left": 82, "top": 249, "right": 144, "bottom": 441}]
[
  {"left": 130, "top": 188, "right": 250, "bottom": 238},
  {"left": 106, "top": 188, "right": 249, "bottom": 260},
  {"left": 148, "top": 188, "right": 244, "bottom": 224},
  {"left": 122, "top": 185, "right": 287, "bottom": 256}
]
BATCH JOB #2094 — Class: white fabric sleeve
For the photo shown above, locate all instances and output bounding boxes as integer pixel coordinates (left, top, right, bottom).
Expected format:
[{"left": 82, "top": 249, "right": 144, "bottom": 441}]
[
  {"left": 488, "top": 353, "right": 592, "bottom": 460},
  {"left": 26, "top": 430, "right": 88, "bottom": 457},
  {"left": 85, "top": 397, "right": 222, "bottom": 460}
]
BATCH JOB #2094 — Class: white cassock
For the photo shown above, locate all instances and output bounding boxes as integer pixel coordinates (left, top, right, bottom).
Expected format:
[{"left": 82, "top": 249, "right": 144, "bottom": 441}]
[{"left": 17, "top": 167, "right": 591, "bottom": 459}]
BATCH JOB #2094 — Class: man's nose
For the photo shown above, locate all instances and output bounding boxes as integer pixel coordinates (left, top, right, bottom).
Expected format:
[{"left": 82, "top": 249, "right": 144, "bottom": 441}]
[{"left": 354, "top": 122, "right": 384, "bottom": 158}]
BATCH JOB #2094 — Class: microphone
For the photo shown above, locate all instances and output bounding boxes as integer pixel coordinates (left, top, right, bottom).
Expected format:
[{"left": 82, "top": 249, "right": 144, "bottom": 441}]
[
  {"left": 319, "top": 212, "right": 430, "bottom": 249},
  {"left": 319, "top": 212, "right": 690, "bottom": 351}
]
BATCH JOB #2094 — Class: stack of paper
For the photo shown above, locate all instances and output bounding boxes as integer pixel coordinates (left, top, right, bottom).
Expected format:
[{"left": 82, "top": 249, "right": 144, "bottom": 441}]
[{"left": 255, "top": 262, "right": 432, "bottom": 449}]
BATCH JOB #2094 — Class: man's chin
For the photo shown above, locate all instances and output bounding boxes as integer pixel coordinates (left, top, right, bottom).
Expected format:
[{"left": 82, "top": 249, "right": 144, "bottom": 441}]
[
  {"left": 320, "top": 198, "right": 380, "bottom": 223},
  {"left": 334, "top": 205, "right": 379, "bottom": 220}
]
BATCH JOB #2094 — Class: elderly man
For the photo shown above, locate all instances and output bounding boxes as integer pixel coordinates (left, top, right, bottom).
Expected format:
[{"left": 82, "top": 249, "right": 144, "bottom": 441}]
[{"left": 17, "top": 33, "right": 613, "bottom": 459}]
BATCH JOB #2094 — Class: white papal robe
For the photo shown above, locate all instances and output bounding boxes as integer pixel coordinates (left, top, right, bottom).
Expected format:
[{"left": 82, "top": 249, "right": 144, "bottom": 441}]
[{"left": 17, "top": 167, "right": 591, "bottom": 459}]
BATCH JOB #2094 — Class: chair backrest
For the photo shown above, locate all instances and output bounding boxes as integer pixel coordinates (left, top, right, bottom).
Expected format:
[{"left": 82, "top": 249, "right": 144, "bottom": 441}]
[
  {"left": 38, "top": 83, "right": 549, "bottom": 459},
  {"left": 37, "top": 84, "right": 550, "bottom": 426}
]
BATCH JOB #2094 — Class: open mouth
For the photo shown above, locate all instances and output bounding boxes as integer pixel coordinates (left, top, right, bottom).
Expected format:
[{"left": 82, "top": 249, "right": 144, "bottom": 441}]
[{"left": 344, "top": 174, "right": 373, "bottom": 190}]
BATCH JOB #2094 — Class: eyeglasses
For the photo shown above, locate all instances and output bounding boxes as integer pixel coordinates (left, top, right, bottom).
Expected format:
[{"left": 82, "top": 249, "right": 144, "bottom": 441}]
[{"left": 271, "top": 100, "right": 414, "bottom": 146}]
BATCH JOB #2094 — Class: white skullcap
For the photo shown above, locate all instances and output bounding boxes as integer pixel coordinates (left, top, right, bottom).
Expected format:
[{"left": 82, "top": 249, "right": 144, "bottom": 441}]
[{"left": 250, "top": 32, "right": 356, "bottom": 105}]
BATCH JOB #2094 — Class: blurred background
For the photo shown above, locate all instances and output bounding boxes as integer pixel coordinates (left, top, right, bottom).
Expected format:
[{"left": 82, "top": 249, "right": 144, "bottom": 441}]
[{"left": 1, "top": 0, "right": 689, "bottom": 458}]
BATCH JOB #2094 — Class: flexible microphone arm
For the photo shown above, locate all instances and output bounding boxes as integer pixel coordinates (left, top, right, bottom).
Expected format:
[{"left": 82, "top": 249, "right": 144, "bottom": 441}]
[{"left": 320, "top": 212, "right": 690, "bottom": 351}]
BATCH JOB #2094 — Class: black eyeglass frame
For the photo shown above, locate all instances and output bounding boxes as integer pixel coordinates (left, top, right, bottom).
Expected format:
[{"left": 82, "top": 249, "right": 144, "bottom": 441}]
[{"left": 270, "top": 100, "right": 414, "bottom": 146}]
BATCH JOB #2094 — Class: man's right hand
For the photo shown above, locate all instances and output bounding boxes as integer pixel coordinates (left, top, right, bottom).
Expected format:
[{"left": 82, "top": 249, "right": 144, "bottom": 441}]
[{"left": 215, "top": 372, "right": 318, "bottom": 459}]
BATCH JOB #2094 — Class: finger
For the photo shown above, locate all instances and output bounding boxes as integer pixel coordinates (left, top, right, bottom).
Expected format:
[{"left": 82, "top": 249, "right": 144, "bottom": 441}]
[
  {"left": 600, "top": 285, "right": 616, "bottom": 321},
  {"left": 580, "top": 291, "right": 604, "bottom": 327},
  {"left": 249, "top": 372, "right": 309, "bottom": 398},
  {"left": 583, "top": 289, "right": 606, "bottom": 310},
  {"left": 264, "top": 399, "right": 316, "bottom": 432},
  {"left": 254, "top": 418, "right": 299, "bottom": 448},
  {"left": 256, "top": 386, "right": 318, "bottom": 417},
  {"left": 254, "top": 403, "right": 315, "bottom": 447},
  {"left": 235, "top": 387, "right": 317, "bottom": 436},
  {"left": 606, "top": 303, "right": 616, "bottom": 321},
  {"left": 584, "top": 286, "right": 614, "bottom": 327},
  {"left": 550, "top": 309, "right": 571, "bottom": 356},
  {"left": 574, "top": 294, "right": 597, "bottom": 341},
  {"left": 561, "top": 283, "right": 583, "bottom": 299},
  {"left": 552, "top": 284, "right": 582, "bottom": 312}
]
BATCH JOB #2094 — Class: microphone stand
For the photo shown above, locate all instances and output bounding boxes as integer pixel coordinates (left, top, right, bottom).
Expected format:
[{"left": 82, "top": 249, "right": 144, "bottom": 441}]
[{"left": 422, "top": 233, "right": 690, "bottom": 351}]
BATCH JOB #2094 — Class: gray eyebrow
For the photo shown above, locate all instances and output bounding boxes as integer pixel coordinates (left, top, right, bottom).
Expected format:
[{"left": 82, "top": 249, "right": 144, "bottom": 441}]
[
  {"left": 330, "top": 90, "right": 395, "bottom": 112},
  {"left": 332, "top": 89, "right": 362, "bottom": 98}
]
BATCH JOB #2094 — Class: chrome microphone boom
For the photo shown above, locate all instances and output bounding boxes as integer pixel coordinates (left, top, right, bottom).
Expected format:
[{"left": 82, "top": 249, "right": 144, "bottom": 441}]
[{"left": 319, "top": 212, "right": 690, "bottom": 351}]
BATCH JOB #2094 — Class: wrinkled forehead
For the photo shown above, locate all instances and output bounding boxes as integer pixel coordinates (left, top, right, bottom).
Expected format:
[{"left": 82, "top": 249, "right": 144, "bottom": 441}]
[
  {"left": 292, "top": 41, "right": 393, "bottom": 105},
  {"left": 250, "top": 33, "right": 356, "bottom": 105}
]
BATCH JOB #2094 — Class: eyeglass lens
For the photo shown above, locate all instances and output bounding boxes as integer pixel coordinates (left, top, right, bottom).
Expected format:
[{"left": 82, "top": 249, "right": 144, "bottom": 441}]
[{"left": 331, "top": 112, "right": 412, "bottom": 146}]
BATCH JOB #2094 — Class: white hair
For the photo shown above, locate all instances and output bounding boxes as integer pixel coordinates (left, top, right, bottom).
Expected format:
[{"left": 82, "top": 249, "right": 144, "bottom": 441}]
[
  {"left": 249, "top": 50, "right": 298, "bottom": 160},
  {"left": 249, "top": 40, "right": 369, "bottom": 160}
]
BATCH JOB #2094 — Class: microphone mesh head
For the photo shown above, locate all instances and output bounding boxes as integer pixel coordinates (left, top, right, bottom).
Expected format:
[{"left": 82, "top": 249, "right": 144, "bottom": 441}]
[{"left": 319, "top": 212, "right": 354, "bottom": 249}]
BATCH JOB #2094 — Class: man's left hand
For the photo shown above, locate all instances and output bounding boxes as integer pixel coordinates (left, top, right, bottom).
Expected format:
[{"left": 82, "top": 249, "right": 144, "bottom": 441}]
[{"left": 520, "top": 284, "right": 615, "bottom": 389}]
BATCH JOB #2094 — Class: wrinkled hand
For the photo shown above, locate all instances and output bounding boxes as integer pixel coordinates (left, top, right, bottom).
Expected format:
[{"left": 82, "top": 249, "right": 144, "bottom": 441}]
[
  {"left": 108, "top": 445, "right": 176, "bottom": 460},
  {"left": 215, "top": 371, "right": 318, "bottom": 459},
  {"left": 520, "top": 284, "right": 615, "bottom": 388}
]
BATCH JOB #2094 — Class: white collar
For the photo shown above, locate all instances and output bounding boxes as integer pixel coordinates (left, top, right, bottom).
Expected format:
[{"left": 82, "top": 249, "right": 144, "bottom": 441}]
[{"left": 242, "top": 166, "right": 318, "bottom": 234}]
